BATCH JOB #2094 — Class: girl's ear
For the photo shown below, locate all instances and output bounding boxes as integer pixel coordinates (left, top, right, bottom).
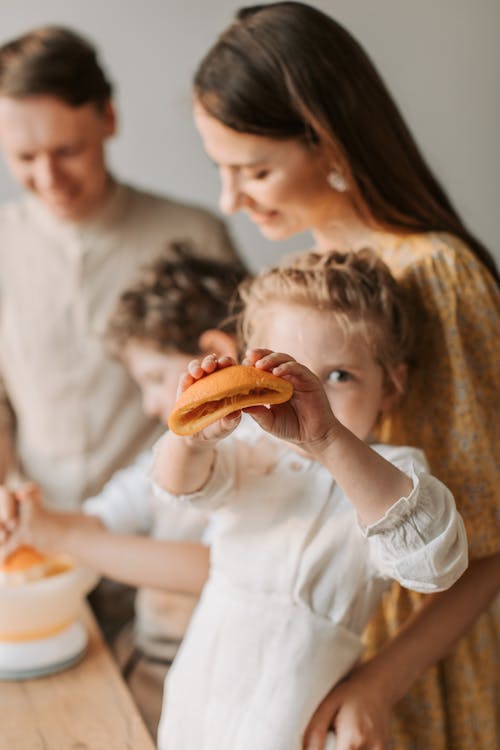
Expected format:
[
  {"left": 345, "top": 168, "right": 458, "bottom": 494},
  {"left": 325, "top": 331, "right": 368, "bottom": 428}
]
[
  {"left": 380, "top": 363, "right": 408, "bottom": 414},
  {"left": 198, "top": 329, "right": 238, "bottom": 360}
]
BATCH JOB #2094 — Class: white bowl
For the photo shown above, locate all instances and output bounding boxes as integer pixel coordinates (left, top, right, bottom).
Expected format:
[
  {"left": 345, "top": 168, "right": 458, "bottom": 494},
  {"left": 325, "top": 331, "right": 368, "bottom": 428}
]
[{"left": 0, "top": 559, "right": 98, "bottom": 642}]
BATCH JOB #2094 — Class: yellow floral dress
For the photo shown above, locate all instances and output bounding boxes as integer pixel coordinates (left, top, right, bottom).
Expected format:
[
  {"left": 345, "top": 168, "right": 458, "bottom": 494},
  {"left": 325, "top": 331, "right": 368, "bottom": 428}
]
[{"left": 367, "top": 232, "right": 500, "bottom": 749}]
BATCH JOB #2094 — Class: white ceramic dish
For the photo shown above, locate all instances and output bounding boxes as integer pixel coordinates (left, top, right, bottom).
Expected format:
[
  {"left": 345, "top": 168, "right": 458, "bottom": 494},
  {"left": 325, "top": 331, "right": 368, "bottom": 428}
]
[
  {"left": 0, "top": 559, "right": 98, "bottom": 642},
  {"left": 0, "top": 620, "right": 88, "bottom": 680}
]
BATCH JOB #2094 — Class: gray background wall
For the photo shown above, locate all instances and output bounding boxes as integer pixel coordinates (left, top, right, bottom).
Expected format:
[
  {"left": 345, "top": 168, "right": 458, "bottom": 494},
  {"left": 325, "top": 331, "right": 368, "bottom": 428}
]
[{"left": 0, "top": 0, "right": 498, "bottom": 271}]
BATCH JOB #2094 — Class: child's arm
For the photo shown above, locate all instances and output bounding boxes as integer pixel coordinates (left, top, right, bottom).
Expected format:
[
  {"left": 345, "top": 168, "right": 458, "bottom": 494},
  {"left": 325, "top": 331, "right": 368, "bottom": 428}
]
[
  {"left": 244, "top": 350, "right": 412, "bottom": 525},
  {"left": 36, "top": 505, "right": 209, "bottom": 594},
  {"left": 0, "top": 487, "right": 209, "bottom": 594},
  {"left": 154, "top": 354, "right": 241, "bottom": 495},
  {"left": 157, "top": 350, "right": 411, "bottom": 520}
]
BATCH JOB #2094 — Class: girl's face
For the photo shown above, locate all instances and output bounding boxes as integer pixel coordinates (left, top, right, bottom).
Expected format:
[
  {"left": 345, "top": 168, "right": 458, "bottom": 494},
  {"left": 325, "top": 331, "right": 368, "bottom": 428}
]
[
  {"left": 122, "top": 341, "right": 192, "bottom": 424},
  {"left": 253, "top": 304, "right": 395, "bottom": 441},
  {"left": 193, "top": 102, "right": 340, "bottom": 241}
]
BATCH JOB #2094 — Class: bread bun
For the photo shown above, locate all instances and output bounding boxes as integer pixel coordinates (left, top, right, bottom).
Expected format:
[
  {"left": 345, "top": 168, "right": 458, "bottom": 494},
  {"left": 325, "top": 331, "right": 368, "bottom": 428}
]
[
  {"left": 0, "top": 545, "right": 48, "bottom": 586},
  {"left": 168, "top": 364, "right": 293, "bottom": 436}
]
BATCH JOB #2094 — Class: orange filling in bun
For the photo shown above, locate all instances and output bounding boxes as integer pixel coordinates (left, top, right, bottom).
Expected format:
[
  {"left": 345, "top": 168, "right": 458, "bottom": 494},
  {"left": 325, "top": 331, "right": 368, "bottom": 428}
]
[{"left": 168, "top": 365, "right": 293, "bottom": 436}]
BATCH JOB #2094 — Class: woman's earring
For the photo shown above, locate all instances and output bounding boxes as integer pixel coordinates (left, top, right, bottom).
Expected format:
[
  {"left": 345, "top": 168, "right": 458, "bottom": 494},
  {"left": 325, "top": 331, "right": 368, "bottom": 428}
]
[{"left": 327, "top": 170, "right": 347, "bottom": 192}]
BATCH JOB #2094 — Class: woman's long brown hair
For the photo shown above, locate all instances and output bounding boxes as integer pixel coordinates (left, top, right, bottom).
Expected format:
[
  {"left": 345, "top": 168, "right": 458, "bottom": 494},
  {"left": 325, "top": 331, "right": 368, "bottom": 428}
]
[{"left": 194, "top": 1, "right": 499, "bottom": 284}]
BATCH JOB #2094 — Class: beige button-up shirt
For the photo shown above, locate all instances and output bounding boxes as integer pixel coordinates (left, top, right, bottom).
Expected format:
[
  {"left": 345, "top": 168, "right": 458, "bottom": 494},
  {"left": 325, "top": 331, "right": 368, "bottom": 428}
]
[{"left": 0, "top": 180, "right": 238, "bottom": 510}]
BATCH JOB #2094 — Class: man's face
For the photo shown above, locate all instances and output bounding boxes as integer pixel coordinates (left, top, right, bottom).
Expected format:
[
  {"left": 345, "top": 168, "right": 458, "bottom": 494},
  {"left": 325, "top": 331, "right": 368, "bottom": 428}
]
[{"left": 0, "top": 94, "right": 115, "bottom": 222}]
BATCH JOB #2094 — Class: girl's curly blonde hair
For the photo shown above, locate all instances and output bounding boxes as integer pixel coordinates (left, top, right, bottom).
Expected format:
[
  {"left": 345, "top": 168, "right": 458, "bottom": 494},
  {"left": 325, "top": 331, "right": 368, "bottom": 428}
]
[{"left": 237, "top": 248, "right": 415, "bottom": 391}]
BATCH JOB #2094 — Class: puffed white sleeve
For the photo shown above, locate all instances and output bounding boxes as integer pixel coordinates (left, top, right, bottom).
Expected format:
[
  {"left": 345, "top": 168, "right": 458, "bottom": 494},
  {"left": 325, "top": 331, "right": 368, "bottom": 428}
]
[
  {"left": 83, "top": 451, "right": 154, "bottom": 534},
  {"left": 151, "top": 419, "right": 264, "bottom": 512},
  {"left": 363, "top": 445, "right": 468, "bottom": 593}
]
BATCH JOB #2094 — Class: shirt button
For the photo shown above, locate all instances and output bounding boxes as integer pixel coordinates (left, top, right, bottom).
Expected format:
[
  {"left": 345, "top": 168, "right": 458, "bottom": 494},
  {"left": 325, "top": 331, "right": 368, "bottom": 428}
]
[{"left": 289, "top": 460, "right": 303, "bottom": 472}]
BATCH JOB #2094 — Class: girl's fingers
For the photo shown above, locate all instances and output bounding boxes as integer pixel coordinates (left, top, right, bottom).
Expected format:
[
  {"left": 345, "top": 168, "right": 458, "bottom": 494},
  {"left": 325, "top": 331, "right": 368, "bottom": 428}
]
[
  {"left": 271, "top": 360, "right": 311, "bottom": 381},
  {"left": 188, "top": 411, "right": 242, "bottom": 443},
  {"left": 187, "top": 358, "right": 206, "bottom": 379},
  {"left": 187, "top": 354, "right": 237, "bottom": 380},
  {"left": 217, "top": 355, "right": 236, "bottom": 369},
  {"left": 244, "top": 348, "right": 273, "bottom": 366},
  {"left": 244, "top": 351, "right": 318, "bottom": 395},
  {"left": 247, "top": 349, "right": 296, "bottom": 372},
  {"left": 242, "top": 404, "right": 274, "bottom": 427},
  {"left": 199, "top": 353, "right": 219, "bottom": 373},
  {"left": 177, "top": 371, "right": 196, "bottom": 396},
  {"left": 187, "top": 354, "right": 218, "bottom": 379},
  {"left": 179, "top": 356, "right": 237, "bottom": 398}
]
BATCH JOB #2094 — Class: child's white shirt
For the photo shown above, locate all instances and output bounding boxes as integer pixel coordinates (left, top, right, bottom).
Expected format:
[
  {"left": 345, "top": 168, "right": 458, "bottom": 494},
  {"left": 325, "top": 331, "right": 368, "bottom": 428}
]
[
  {"left": 83, "top": 451, "right": 211, "bottom": 651},
  {"left": 153, "top": 418, "right": 467, "bottom": 750},
  {"left": 83, "top": 451, "right": 210, "bottom": 542}
]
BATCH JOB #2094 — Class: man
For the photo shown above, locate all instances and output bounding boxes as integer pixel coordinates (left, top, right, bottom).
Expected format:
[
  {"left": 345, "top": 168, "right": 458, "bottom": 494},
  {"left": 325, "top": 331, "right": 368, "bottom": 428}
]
[{"left": 0, "top": 25, "right": 240, "bottom": 510}]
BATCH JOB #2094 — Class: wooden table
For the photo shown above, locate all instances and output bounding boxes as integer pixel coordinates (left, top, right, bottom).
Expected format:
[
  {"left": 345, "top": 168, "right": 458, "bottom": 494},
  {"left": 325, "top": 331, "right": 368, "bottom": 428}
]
[{"left": 0, "top": 604, "right": 155, "bottom": 750}]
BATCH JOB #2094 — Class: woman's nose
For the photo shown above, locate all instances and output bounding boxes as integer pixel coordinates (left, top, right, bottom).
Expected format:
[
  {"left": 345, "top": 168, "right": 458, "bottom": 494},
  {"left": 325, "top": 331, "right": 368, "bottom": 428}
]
[{"left": 218, "top": 168, "right": 242, "bottom": 215}]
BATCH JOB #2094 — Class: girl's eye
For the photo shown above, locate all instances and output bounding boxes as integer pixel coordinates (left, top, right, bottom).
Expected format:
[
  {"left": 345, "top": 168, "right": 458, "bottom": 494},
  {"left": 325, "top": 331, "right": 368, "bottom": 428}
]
[{"left": 326, "top": 369, "right": 351, "bottom": 383}]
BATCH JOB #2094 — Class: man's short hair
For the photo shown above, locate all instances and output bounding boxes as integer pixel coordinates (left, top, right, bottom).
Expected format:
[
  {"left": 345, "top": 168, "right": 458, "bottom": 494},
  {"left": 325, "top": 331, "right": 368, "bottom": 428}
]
[{"left": 0, "top": 26, "right": 113, "bottom": 108}]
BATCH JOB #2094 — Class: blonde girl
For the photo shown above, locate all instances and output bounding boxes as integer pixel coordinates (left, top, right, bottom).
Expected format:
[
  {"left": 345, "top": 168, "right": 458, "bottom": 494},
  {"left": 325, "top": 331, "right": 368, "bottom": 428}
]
[{"left": 153, "top": 249, "right": 467, "bottom": 750}]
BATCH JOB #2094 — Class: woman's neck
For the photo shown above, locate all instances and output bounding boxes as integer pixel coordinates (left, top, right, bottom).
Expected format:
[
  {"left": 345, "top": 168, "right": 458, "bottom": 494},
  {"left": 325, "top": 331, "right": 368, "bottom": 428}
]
[
  {"left": 311, "top": 194, "right": 400, "bottom": 252},
  {"left": 313, "top": 211, "right": 389, "bottom": 251}
]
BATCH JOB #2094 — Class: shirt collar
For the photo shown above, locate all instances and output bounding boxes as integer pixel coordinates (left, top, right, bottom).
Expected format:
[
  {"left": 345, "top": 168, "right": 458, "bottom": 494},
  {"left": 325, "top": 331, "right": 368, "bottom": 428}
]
[{"left": 24, "top": 177, "right": 130, "bottom": 240}]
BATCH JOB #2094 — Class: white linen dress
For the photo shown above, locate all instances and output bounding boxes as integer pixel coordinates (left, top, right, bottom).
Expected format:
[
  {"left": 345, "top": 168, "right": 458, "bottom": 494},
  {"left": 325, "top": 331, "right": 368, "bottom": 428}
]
[{"left": 154, "top": 420, "right": 468, "bottom": 750}]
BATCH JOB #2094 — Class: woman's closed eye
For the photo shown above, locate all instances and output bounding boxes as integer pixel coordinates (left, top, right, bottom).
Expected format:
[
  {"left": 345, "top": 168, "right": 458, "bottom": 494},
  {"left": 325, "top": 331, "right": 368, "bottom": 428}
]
[
  {"left": 252, "top": 169, "right": 270, "bottom": 180},
  {"left": 56, "top": 145, "right": 85, "bottom": 158},
  {"left": 243, "top": 166, "right": 270, "bottom": 181}
]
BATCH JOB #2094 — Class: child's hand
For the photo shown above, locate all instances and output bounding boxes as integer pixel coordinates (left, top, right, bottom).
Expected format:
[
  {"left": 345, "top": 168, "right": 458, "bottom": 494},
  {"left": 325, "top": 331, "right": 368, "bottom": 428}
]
[
  {"left": 0, "top": 486, "right": 19, "bottom": 555},
  {"left": 0, "top": 483, "right": 42, "bottom": 560},
  {"left": 242, "top": 349, "right": 339, "bottom": 455},
  {"left": 177, "top": 354, "right": 242, "bottom": 443}
]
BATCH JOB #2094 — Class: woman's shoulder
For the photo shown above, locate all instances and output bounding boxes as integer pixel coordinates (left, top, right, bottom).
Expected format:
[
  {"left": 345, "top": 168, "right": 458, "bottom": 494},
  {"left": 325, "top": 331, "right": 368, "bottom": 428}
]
[
  {"left": 378, "top": 231, "right": 498, "bottom": 307},
  {"left": 378, "top": 231, "right": 482, "bottom": 276}
]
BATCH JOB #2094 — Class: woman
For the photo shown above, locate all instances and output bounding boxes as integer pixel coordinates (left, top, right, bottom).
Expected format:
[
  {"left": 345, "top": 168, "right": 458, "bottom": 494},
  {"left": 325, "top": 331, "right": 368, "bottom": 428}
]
[{"left": 191, "top": 3, "right": 500, "bottom": 749}]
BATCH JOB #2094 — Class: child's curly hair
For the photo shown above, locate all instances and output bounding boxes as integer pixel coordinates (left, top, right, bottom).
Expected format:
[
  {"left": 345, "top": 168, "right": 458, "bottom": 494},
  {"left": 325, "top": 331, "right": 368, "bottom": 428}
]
[
  {"left": 237, "top": 247, "right": 415, "bottom": 391},
  {"left": 106, "top": 242, "right": 248, "bottom": 357}
]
